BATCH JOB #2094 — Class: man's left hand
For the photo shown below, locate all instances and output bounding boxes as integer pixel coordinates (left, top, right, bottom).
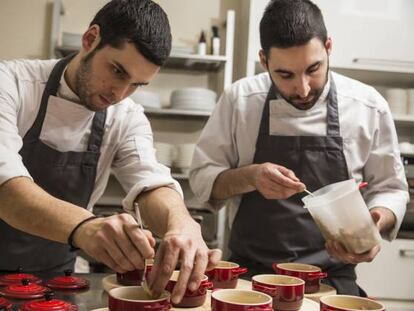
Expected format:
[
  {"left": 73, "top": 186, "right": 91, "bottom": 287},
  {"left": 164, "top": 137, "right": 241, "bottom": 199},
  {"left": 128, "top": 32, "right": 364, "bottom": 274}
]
[
  {"left": 325, "top": 207, "right": 395, "bottom": 264},
  {"left": 147, "top": 220, "right": 222, "bottom": 304}
]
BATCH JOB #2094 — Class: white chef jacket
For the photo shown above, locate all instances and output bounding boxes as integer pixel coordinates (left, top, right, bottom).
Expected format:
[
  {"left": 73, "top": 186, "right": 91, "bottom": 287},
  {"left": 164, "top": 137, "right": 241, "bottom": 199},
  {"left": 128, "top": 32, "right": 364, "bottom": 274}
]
[
  {"left": 189, "top": 71, "right": 409, "bottom": 241},
  {"left": 0, "top": 58, "right": 182, "bottom": 213}
]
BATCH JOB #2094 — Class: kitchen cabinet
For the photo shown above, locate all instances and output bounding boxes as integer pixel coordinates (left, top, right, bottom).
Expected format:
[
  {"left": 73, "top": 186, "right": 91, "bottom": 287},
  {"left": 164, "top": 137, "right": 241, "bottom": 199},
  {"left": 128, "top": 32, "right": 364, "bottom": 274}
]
[
  {"left": 356, "top": 239, "right": 414, "bottom": 305},
  {"left": 313, "top": 0, "right": 414, "bottom": 74},
  {"left": 243, "top": 0, "right": 414, "bottom": 76}
]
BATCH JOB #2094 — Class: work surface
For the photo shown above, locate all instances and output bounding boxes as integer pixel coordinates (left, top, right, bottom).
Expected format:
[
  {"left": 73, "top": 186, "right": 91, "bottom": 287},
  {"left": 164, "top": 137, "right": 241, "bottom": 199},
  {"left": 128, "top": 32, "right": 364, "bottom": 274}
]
[{"left": 2, "top": 273, "right": 319, "bottom": 311}]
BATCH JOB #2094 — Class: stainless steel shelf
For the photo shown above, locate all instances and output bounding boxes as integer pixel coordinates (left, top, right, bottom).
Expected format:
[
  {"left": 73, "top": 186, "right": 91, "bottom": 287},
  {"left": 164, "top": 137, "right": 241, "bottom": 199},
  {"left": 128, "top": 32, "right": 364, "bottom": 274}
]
[
  {"left": 393, "top": 114, "right": 414, "bottom": 125},
  {"left": 55, "top": 46, "right": 228, "bottom": 71},
  {"left": 164, "top": 53, "right": 228, "bottom": 72},
  {"left": 144, "top": 107, "right": 211, "bottom": 118}
]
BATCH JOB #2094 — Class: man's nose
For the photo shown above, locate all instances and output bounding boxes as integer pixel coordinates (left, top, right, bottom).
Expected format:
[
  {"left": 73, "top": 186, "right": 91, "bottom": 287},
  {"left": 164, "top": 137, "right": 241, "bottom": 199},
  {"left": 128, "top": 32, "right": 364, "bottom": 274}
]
[
  {"left": 295, "top": 77, "right": 311, "bottom": 98},
  {"left": 113, "top": 84, "right": 131, "bottom": 102}
]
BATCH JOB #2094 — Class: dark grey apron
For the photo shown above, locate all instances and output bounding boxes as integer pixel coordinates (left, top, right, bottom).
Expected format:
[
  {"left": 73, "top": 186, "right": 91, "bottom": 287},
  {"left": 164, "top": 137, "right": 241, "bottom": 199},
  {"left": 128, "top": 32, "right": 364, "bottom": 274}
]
[
  {"left": 229, "top": 76, "right": 364, "bottom": 296},
  {"left": 0, "top": 54, "right": 106, "bottom": 273}
]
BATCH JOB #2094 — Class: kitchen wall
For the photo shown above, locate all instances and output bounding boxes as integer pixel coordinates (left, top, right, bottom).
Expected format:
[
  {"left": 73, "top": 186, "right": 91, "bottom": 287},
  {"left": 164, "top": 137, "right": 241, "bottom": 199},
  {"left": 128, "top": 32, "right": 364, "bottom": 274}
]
[
  {"left": 0, "top": 0, "right": 52, "bottom": 59},
  {"left": 0, "top": 0, "right": 245, "bottom": 148},
  {"left": 0, "top": 0, "right": 245, "bottom": 81}
]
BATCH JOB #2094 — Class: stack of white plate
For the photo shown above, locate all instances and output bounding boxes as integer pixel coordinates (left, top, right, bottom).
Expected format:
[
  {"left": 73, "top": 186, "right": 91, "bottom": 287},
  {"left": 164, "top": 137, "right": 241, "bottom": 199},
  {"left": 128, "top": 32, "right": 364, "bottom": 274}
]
[
  {"left": 154, "top": 142, "right": 174, "bottom": 167},
  {"left": 129, "top": 91, "right": 161, "bottom": 109},
  {"left": 399, "top": 142, "right": 414, "bottom": 155},
  {"left": 170, "top": 88, "right": 217, "bottom": 111},
  {"left": 408, "top": 89, "right": 414, "bottom": 115},
  {"left": 174, "top": 144, "right": 196, "bottom": 173}
]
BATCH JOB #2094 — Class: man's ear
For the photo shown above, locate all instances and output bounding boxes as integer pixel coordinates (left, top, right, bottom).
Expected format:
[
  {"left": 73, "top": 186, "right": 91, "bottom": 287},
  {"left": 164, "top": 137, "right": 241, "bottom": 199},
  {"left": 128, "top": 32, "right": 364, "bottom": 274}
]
[
  {"left": 81, "top": 24, "right": 101, "bottom": 52},
  {"left": 325, "top": 37, "right": 332, "bottom": 56},
  {"left": 259, "top": 49, "right": 268, "bottom": 71}
]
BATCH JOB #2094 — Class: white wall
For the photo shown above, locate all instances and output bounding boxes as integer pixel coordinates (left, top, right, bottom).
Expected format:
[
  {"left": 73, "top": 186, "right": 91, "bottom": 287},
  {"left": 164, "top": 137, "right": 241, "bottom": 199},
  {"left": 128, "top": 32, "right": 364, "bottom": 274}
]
[
  {"left": 0, "top": 0, "right": 244, "bottom": 146},
  {"left": 0, "top": 0, "right": 52, "bottom": 59},
  {"left": 0, "top": 1, "right": 242, "bottom": 72}
]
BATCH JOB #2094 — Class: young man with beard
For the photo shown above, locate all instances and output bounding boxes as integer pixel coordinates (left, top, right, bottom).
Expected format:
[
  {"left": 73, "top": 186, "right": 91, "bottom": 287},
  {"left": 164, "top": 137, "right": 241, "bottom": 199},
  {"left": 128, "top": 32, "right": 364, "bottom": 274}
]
[
  {"left": 0, "top": 0, "right": 220, "bottom": 304},
  {"left": 189, "top": 0, "right": 408, "bottom": 296}
]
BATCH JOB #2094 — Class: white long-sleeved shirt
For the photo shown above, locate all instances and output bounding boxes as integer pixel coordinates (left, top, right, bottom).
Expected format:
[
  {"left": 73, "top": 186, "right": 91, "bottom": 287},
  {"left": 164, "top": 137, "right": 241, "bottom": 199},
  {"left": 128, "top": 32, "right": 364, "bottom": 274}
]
[
  {"left": 189, "top": 72, "right": 409, "bottom": 240},
  {"left": 0, "top": 58, "right": 182, "bottom": 213}
]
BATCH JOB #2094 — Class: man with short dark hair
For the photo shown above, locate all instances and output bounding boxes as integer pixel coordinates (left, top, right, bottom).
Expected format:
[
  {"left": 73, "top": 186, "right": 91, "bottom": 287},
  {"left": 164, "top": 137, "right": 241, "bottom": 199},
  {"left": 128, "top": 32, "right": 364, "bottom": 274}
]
[
  {"left": 0, "top": 0, "right": 220, "bottom": 303},
  {"left": 190, "top": 0, "right": 408, "bottom": 295}
]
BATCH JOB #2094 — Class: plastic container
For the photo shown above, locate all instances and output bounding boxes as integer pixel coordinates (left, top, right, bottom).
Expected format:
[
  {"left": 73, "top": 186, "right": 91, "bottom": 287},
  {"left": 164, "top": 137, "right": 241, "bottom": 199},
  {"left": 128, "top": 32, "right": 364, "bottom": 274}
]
[{"left": 302, "top": 179, "right": 381, "bottom": 254}]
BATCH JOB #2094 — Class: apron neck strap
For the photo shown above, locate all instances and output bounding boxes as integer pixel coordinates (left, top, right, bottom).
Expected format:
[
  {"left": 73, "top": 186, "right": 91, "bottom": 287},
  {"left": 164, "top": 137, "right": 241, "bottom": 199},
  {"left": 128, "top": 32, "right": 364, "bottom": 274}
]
[
  {"left": 28, "top": 53, "right": 76, "bottom": 140},
  {"left": 26, "top": 53, "right": 107, "bottom": 152},
  {"left": 87, "top": 109, "right": 107, "bottom": 152},
  {"left": 326, "top": 74, "right": 340, "bottom": 136}
]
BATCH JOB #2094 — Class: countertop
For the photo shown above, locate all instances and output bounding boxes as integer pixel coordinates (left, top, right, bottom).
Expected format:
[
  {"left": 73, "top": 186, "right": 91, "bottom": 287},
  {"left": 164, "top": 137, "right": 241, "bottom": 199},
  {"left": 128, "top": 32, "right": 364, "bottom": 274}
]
[{"left": 3, "top": 272, "right": 109, "bottom": 311}]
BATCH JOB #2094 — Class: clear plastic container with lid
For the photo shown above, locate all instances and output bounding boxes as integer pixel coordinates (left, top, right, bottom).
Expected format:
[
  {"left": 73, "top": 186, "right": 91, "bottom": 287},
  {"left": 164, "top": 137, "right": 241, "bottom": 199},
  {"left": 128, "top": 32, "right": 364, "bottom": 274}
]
[{"left": 302, "top": 179, "right": 382, "bottom": 254}]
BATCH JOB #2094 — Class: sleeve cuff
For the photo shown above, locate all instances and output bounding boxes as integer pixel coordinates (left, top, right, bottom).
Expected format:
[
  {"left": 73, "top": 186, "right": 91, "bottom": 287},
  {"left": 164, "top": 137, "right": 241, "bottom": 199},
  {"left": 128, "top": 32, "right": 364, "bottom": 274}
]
[
  {"left": 122, "top": 175, "right": 183, "bottom": 214},
  {"left": 0, "top": 157, "right": 33, "bottom": 186},
  {"left": 189, "top": 165, "right": 228, "bottom": 210},
  {"left": 366, "top": 192, "right": 409, "bottom": 241}
]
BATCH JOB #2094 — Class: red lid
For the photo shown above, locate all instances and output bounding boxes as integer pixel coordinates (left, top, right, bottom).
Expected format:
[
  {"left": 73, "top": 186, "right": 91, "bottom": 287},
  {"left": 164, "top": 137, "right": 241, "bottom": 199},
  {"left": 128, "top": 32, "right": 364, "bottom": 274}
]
[
  {"left": 0, "top": 268, "right": 42, "bottom": 286},
  {"left": 20, "top": 291, "right": 78, "bottom": 311},
  {"left": 46, "top": 270, "right": 89, "bottom": 290},
  {"left": 0, "top": 279, "right": 47, "bottom": 299},
  {"left": 0, "top": 297, "right": 12, "bottom": 310}
]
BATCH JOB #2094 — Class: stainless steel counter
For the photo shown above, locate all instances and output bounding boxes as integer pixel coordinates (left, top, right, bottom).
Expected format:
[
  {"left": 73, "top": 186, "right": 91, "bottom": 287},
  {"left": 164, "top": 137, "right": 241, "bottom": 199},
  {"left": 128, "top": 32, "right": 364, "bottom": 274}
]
[{"left": 4, "top": 273, "right": 108, "bottom": 311}]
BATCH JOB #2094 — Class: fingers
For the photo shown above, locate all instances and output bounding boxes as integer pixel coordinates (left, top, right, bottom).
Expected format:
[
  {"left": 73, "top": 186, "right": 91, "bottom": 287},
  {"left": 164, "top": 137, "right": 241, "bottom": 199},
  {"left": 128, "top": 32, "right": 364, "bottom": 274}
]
[
  {"left": 255, "top": 164, "right": 305, "bottom": 199},
  {"left": 326, "top": 240, "right": 381, "bottom": 264},
  {"left": 187, "top": 249, "right": 209, "bottom": 292},
  {"left": 149, "top": 239, "right": 180, "bottom": 299},
  {"left": 276, "top": 165, "right": 301, "bottom": 183},
  {"left": 125, "top": 226, "right": 155, "bottom": 263},
  {"left": 76, "top": 214, "right": 155, "bottom": 273},
  {"left": 149, "top": 228, "right": 217, "bottom": 305},
  {"left": 172, "top": 247, "right": 197, "bottom": 304},
  {"left": 100, "top": 234, "right": 136, "bottom": 272}
]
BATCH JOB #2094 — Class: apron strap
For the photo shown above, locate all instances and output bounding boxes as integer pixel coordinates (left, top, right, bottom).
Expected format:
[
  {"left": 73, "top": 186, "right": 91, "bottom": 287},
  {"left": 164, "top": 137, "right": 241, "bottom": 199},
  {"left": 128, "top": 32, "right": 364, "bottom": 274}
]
[
  {"left": 326, "top": 74, "right": 341, "bottom": 137},
  {"left": 256, "top": 82, "right": 277, "bottom": 143},
  {"left": 23, "top": 54, "right": 76, "bottom": 144},
  {"left": 87, "top": 110, "right": 107, "bottom": 152}
]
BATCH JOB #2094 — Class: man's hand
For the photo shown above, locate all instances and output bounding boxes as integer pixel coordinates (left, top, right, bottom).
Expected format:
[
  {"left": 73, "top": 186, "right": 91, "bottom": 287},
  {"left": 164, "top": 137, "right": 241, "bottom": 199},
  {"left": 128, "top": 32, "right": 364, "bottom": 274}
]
[
  {"left": 147, "top": 219, "right": 221, "bottom": 305},
  {"left": 73, "top": 213, "right": 156, "bottom": 273},
  {"left": 325, "top": 207, "right": 396, "bottom": 264},
  {"left": 325, "top": 240, "right": 381, "bottom": 265},
  {"left": 253, "top": 162, "right": 305, "bottom": 199}
]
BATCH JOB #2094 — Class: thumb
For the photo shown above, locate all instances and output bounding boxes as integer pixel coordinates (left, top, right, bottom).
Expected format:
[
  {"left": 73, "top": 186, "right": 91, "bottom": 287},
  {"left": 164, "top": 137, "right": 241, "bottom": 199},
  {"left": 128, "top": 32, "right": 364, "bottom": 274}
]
[
  {"left": 370, "top": 210, "right": 382, "bottom": 229},
  {"left": 206, "top": 249, "right": 222, "bottom": 271},
  {"left": 143, "top": 229, "right": 157, "bottom": 250}
]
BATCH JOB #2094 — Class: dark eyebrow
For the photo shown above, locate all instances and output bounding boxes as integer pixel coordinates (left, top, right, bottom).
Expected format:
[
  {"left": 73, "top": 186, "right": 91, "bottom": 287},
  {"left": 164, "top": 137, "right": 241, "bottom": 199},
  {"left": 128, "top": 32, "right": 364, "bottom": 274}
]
[
  {"left": 113, "top": 61, "right": 149, "bottom": 86},
  {"left": 307, "top": 60, "right": 321, "bottom": 70},
  {"left": 274, "top": 68, "right": 293, "bottom": 75},
  {"left": 274, "top": 60, "right": 322, "bottom": 75}
]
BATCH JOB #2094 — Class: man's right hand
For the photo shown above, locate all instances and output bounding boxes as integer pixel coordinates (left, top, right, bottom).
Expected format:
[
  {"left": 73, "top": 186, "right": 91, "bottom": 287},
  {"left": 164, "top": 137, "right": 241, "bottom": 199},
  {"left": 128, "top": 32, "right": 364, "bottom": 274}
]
[
  {"left": 252, "top": 162, "right": 305, "bottom": 199},
  {"left": 73, "top": 213, "right": 155, "bottom": 273}
]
